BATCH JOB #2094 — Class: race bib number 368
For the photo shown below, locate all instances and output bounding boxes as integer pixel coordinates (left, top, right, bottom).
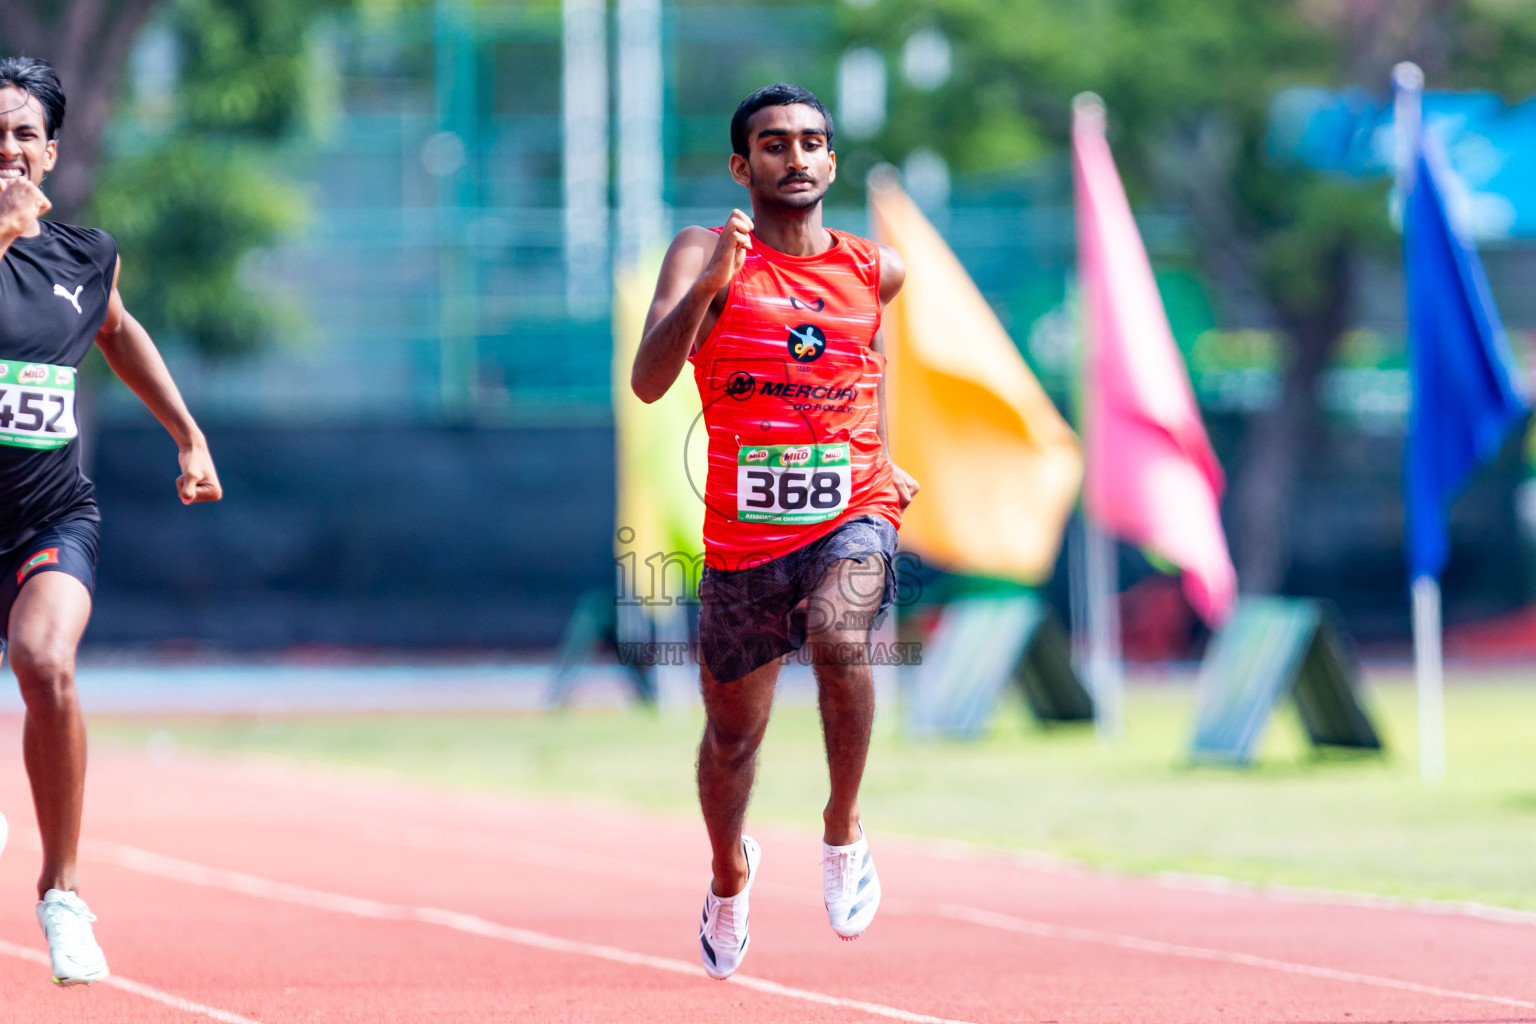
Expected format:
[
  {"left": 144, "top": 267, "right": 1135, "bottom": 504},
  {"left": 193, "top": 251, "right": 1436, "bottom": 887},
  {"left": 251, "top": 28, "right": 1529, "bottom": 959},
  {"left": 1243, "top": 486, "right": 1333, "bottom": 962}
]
[
  {"left": 0, "top": 361, "right": 78, "bottom": 450},
  {"left": 737, "top": 442, "right": 851, "bottom": 525}
]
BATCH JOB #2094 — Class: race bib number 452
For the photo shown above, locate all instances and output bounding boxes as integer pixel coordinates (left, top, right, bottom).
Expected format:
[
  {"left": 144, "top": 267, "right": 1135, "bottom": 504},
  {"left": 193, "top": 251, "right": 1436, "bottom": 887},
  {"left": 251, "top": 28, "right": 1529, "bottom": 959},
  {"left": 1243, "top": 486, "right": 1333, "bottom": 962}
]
[
  {"left": 0, "top": 361, "right": 78, "bottom": 450},
  {"left": 737, "top": 442, "right": 851, "bottom": 525}
]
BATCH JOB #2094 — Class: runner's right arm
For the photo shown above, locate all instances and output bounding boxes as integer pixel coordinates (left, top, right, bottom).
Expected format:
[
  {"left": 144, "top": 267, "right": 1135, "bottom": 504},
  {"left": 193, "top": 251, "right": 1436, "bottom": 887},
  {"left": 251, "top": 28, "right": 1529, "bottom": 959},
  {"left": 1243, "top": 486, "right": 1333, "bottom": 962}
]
[
  {"left": 631, "top": 209, "right": 754, "bottom": 403},
  {"left": 0, "top": 178, "right": 51, "bottom": 261}
]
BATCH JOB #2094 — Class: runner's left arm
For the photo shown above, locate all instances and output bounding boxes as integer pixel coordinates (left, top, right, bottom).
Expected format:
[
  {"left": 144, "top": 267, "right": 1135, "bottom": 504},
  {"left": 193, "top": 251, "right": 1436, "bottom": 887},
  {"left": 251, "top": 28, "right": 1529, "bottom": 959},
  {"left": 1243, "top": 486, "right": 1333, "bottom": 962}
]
[
  {"left": 93, "top": 257, "right": 223, "bottom": 505},
  {"left": 874, "top": 244, "right": 917, "bottom": 510}
]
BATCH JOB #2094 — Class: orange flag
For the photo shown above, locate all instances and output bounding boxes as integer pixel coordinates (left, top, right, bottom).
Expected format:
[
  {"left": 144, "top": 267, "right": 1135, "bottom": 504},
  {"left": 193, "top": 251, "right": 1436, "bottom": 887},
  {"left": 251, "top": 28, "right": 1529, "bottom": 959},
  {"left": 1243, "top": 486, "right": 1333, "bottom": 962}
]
[{"left": 870, "top": 176, "right": 1082, "bottom": 582}]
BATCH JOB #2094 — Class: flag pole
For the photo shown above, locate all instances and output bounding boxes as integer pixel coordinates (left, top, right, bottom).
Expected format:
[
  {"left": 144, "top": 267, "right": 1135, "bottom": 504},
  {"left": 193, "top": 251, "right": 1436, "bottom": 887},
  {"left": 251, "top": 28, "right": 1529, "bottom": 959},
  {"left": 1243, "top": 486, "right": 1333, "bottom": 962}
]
[
  {"left": 1069, "top": 516, "right": 1091, "bottom": 679},
  {"left": 1066, "top": 273, "right": 1093, "bottom": 689},
  {"left": 1411, "top": 575, "right": 1445, "bottom": 782},
  {"left": 1393, "top": 62, "right": 1424, "bottom": 224},
  {"left": 1395, "top": 61, "right": 1444, "bottom": 783},
  {"left": 1084, "top": 516, "right": 1124, "bottom": 741},
  {"left": 1072, "top": 94, "right": 1125, "bottom": 742}
]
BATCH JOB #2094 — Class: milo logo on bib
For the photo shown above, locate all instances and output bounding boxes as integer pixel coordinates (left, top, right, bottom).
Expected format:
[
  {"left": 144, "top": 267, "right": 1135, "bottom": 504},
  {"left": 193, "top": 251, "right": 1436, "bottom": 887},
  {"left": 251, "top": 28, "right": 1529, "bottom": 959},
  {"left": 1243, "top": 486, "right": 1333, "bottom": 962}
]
[
  {"left": 736, "top": 441, "right": 852, "bottom": 525},
  {"left": 781, "top": 446, "right": 812, "bottom": 467},
  {"left": 0, "top": 359, "right": 79, "bottom": 450}
]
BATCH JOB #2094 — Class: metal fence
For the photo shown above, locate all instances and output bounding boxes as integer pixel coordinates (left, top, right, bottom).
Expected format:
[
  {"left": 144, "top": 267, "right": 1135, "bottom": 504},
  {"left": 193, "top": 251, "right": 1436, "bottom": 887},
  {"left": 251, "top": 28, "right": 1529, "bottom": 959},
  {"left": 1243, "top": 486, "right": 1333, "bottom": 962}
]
[{"left": 100, "top": 2, "right": 1535, "bottom": 438}]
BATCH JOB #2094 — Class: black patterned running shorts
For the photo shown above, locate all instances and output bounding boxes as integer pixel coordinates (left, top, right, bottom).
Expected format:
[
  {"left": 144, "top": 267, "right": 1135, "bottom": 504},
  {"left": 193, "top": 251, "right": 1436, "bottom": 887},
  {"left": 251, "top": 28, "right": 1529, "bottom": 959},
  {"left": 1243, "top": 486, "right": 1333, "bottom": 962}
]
[{"left": 697, "top": 515, "right": 898, "bottom": 684}]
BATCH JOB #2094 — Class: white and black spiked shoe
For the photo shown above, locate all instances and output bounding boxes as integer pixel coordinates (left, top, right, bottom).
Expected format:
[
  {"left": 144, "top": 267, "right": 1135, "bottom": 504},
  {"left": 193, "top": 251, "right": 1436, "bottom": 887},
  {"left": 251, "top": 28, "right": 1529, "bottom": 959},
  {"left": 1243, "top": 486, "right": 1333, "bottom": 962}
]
[
  {"left": 822, "top": 825, "right": 880, "bottom": 940},
  {"left": 699, "top": 835, "right": 760, "bottom": 979}
]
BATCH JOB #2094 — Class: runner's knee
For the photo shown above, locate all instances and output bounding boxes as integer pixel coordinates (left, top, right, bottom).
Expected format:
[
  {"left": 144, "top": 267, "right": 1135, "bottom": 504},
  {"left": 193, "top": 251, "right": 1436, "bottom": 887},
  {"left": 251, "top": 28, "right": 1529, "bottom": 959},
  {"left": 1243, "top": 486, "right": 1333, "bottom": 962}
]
[
  {"left": 811, "top": 650, "right": 875, "bottom": 685},
  {"left": 702, "top": 718, "right": 768, "bottom": 768},
  {"left": 10, "top": 642, "right": 78, "bottom": 711}
]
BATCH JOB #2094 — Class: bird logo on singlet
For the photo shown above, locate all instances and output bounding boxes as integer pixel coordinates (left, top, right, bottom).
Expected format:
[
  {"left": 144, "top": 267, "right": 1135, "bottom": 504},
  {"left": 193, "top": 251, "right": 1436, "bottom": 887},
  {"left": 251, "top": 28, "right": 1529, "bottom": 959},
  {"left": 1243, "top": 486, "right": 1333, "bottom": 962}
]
[
  {"left": 52, "top": 284, "right": 83, "bottom": 315},
  {"left": 786, "top": 324, "right": 826, "bottom": 362}
]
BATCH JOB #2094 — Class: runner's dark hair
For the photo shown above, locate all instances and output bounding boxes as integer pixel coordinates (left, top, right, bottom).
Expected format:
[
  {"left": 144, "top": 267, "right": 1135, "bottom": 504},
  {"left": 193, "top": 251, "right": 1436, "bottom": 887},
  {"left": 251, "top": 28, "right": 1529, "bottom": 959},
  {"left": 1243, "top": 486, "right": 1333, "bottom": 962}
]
[
  {"left": 0, "top": 56, "right": 65, "bottom": 140},
  {"left": 730, "top": 83, "right": 832, "bottom": 157}
]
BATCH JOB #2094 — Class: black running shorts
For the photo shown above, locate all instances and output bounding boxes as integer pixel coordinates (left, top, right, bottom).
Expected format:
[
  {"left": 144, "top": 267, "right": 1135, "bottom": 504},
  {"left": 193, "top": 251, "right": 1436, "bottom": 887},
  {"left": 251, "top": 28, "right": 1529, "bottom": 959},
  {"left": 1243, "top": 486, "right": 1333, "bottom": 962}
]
[
  {"left": 0, "top": 518, "right": 100, "bottom": 652},
  {"left": 698, "top": 515, "right": 898, "bottom": 684}
]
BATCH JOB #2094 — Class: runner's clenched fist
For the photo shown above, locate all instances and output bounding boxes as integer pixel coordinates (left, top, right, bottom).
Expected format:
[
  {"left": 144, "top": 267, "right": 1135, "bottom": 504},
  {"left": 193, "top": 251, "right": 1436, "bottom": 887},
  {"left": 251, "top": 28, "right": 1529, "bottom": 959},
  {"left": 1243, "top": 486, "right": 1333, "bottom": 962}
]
[
  {"left": 696, "top": 208, "right": 754, "bottom": 293},
  {"left": 0, "top": 177, "right": 49, "bottom": 241}
]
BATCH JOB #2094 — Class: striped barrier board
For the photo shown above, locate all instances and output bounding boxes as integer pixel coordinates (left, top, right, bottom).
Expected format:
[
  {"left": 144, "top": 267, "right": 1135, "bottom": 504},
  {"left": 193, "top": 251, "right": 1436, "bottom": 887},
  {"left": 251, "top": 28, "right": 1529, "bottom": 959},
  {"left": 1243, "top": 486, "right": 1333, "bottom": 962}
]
[
  {"left": 906, "top": 596, "right": 1093, "bottom": 739},
  {"left": 1190, "top": 597, "right": 1382, "bottom": 765}
]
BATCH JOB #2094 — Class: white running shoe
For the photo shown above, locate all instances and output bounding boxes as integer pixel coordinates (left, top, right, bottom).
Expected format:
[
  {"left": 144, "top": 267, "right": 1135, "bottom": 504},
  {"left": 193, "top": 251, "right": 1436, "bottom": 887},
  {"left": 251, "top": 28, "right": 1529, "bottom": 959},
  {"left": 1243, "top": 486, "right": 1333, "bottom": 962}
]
[
  {"left": 37, "top": 889, "right": 109, "bottom": 986},
  {"left": 823, "top": 825, "right": 880, "bottom": 940},
  {"left": 699, "top": 835, "right": 760, "bottom": 980}
]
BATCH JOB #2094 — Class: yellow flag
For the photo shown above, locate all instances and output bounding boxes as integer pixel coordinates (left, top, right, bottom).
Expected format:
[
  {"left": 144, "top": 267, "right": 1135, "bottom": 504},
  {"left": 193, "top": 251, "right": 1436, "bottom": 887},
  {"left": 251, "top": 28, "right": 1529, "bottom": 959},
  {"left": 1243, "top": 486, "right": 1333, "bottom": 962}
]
[
  {"left": 612, "top": 259, "right": 707, "bottom": 608},
  {"left": 870, "top": 178, "right": 1082, "bottom": 582}
]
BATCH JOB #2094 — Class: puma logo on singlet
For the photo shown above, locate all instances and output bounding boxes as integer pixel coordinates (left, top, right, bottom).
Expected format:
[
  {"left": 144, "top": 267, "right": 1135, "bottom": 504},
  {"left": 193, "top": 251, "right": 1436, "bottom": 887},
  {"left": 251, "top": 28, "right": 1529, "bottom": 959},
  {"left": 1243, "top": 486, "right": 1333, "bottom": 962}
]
[{"left": 53, "top": 284, "right": 83, "bottom": 315}]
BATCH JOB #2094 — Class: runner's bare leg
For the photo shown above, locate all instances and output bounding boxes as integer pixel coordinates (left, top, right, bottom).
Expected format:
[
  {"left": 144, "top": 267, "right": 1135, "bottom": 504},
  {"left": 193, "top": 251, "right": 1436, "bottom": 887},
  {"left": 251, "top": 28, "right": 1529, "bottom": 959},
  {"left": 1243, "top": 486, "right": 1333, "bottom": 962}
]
[
  {"left": 7, "top": 571, "right": 92, "bottom": 899},
  {"left": 698, "top": 657, "right": 780, "bottom": 897},
  {"left": 807, "top": 555, "right": 886, "bottom": 847}
]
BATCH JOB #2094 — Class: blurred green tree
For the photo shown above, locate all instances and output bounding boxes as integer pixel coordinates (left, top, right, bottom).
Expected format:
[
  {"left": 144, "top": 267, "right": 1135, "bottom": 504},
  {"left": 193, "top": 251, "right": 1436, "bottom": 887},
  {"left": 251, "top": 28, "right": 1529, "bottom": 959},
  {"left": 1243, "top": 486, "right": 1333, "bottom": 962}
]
[
  {"left": 0, "top": 1, "right": 157, "bottom": 222},
  {"left": 0, "top": 0, "right": 345, "bottom": 357},
  {"left": 840, "top": 0, "right": 1536, "bottom": 594}
]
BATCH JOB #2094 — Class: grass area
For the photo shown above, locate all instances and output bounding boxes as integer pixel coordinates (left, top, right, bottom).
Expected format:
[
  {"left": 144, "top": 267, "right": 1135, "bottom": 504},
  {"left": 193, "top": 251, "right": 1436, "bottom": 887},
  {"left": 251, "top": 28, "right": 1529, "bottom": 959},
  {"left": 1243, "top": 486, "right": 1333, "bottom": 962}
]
[{"left": 91, "top": 671, "right": 1536, "bottom": 911}]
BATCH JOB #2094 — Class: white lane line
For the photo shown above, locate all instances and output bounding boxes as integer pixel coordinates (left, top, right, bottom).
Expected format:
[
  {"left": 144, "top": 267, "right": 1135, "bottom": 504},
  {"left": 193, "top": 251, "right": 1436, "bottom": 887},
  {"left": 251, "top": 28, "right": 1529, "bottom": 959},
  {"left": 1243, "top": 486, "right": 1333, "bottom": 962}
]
[
  {"left": 103, "top": 747, "right": 1536, "bottom": 933},
  {"left": 87, "top": 841, "right": 978, "bottom": 1024},
  {"left": 64, "top": 819, "right": 1536, "bottom": 1013},
  {"left": 170, "top": 813, "right": 1536, "bottom": 1009},
  {"left": 0, "top": 938, "right": 263, "bottom": 1023},
  {"left": 310, "top": 816, "right": 1536, "bottom": 977},
  {"left": 291, "top": 806, "right": 1536, "bottom": 934},
  {"left": 938, "top": 905, "right": 1536, "bottom": 1010},
  {"left": 1150, "top": 868, "right": 1536, "bottom": 929}
]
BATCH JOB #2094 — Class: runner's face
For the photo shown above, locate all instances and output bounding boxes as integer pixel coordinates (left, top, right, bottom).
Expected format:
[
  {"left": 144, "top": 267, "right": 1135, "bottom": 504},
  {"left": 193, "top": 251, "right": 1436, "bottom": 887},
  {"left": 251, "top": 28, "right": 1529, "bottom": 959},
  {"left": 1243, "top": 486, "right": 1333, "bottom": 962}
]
[
  {"left": 0, "top": 87, "right": 55, "bottom": 188},
  {"left": 734, "top": 103, "right": 835, "bottom": 210}
]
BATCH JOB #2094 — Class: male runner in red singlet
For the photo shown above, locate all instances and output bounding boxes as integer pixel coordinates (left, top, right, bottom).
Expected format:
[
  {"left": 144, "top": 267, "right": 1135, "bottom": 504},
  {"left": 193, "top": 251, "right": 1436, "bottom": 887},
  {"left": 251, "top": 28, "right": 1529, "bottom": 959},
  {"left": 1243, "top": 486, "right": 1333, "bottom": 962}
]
[
  {"left": 632, "top": 83, "right": 917, "bottom": 979},
  {"left": 0, "top": 57, "right": 222, "bottom": 986}
]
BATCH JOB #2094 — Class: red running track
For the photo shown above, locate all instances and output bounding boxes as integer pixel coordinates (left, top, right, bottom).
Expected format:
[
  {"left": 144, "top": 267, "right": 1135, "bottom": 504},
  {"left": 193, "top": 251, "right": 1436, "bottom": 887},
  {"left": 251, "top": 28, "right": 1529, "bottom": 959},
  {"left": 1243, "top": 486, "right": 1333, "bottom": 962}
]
[{"left": 0, "top": 718, "right": 1531, "bottom": 1023}]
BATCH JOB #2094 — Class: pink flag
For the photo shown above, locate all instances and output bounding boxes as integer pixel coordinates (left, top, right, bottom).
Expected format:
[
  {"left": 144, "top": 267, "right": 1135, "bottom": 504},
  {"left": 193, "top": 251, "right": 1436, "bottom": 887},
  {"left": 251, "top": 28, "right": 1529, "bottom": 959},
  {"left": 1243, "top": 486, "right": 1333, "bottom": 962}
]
[{"left": 1073, "top": 95, "right": 1238, "bottom": 625}]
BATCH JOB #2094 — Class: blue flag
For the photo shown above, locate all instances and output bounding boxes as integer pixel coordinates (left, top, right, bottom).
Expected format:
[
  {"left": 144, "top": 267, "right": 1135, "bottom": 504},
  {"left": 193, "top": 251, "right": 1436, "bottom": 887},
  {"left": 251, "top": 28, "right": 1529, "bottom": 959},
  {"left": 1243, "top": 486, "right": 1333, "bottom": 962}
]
[{"left": 1405, "top": 139, "right": 1530, "bottom": 582}]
